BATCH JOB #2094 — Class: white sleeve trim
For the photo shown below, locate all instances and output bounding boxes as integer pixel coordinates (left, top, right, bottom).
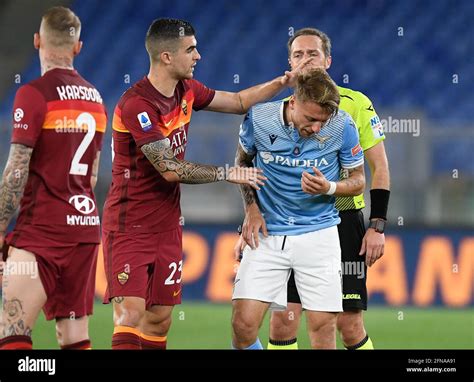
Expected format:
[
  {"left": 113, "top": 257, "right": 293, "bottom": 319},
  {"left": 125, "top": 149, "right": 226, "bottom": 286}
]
[{"left": 342, "top": 158, "right": 364, "bottom": 169}]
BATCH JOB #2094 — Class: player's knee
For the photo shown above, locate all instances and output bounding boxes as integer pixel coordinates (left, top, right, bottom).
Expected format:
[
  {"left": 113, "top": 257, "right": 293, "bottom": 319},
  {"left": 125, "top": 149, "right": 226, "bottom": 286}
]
[
  {"left": 113, "top": 303, "right": 145, "bottom": 328},
  {"left": 143, "top": 314, "right": 172, "bottom": 337},
  {"left": 337, "top": 311, "right": 365, "bottom": 343},
  {"left": 55, "top": 317, "right": 89, "bottom": 347},
  {"left": 270, "top": 311, "right": 299, "bottom": 340},
  {"left": 232, "top": 312, "right": 258, "bottom": 341},
  {"left": 308, "top": 314, "right": 337, "bottom": 337}
]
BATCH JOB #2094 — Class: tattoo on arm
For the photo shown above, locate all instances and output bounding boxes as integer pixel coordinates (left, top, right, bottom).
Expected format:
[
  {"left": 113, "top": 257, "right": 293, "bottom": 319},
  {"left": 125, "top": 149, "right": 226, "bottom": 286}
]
[
  {"left": 339, "top": 164, "right": 365, "bottom": 192},
  {"left": 141, "top": 140, "right": 224, "bottom": 184},
  {"left": 0, "top": 144, "right": 33, "bottom": 233},
  {"left": 235, "top": 144, "right": 257, "bottom": 207},
  {"left": 3, "top": 298, "right": 32, "bottom": 336}
]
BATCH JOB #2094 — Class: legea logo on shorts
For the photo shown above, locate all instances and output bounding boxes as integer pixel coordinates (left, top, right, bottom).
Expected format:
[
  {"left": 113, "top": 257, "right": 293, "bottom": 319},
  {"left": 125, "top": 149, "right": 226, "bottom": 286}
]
[
  {"left": 259, "top": 151, "right": 328, "bottom": 168},
  {"left": 69, "top": 195, "right": 96, "bottom": 214}
]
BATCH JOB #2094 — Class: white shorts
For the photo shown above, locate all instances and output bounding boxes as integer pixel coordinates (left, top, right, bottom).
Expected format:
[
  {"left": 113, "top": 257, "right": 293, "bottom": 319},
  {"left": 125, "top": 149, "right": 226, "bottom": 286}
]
[{"left": 232, "top": 225, "right": 343, "bottom": 312}]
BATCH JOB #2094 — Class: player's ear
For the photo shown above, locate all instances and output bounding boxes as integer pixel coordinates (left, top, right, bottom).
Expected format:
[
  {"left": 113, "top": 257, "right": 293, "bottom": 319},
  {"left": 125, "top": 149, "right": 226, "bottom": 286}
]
[
  {"left": 289, "top": 95, "right": 295, "bottom": 109},
  {"left": 160, "top": 51, "right": 172, "bottom": 65},
  {"left": 73, "top": 40, "right": 83, "bottom": 56},
  {"left": 325, "top": 55, "right": 332, "bottom": 70},
  {"left": 33, "top": 32, "right": 40, "bottom": 50}
]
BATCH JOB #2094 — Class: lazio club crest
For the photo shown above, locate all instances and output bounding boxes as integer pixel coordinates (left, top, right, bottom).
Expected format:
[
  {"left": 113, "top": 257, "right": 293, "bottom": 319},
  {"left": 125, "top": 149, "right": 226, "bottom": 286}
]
[{"left": 181, "top": 99, "right": 188, "bottom": 115}]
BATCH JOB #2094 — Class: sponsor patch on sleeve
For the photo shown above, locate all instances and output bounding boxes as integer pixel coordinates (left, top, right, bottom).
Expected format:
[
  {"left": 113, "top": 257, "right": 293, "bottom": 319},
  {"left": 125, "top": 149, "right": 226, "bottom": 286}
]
[
  {"left": 370, "top": 115, "right": 385, "bottom": 139},
  {"left": 137, "top": 111, "right": 152, "bottom": 131},
  {"left": 351, "top": 143, "right": 362, "bottom": 156}
]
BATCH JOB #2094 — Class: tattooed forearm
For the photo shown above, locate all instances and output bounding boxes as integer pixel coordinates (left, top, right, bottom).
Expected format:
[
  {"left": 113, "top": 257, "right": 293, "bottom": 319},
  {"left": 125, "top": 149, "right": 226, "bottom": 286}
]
[
  {"left": 235, "top": 144, "right": 257, "bottom": 207},
  {"left": 3, "top": 298, "right": 32, "bottom": 336},
  {"left": 141, "top": 140, "right": 224, "bottom": 184},
  {"left": 336, "top": 164, "right": 365, "bottom": 196},
  {"left": 0, "top": 144, "right": 33, "bottom": 233}
]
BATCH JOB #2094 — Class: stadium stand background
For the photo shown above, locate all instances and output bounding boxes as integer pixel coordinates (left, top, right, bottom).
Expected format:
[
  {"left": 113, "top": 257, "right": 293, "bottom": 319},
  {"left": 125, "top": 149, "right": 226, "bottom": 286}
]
[
  {"left": 0, "top": 2, "right": 472, "bottom": 347},
  {"left": 0, "top": 0, "right": 472, "bottom": 227}
]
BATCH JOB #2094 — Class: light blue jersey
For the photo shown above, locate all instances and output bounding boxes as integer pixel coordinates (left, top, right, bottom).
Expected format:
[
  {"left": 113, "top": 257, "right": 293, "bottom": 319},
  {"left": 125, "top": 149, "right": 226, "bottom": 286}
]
[{"left": 239, "top": 100, "right": 364, "bottom": 236}]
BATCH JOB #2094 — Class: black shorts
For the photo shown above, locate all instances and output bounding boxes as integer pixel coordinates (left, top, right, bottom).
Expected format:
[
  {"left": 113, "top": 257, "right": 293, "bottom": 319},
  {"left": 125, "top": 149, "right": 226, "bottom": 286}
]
[{"left": 287, "top": 209, "right": 367, "bottom": 311}]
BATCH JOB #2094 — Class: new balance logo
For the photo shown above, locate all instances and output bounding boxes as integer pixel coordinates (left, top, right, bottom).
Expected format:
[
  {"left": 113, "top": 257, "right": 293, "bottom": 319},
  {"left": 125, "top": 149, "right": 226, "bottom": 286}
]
[{"left": 269, "top": 134, "right": 277, "bottom": 144}]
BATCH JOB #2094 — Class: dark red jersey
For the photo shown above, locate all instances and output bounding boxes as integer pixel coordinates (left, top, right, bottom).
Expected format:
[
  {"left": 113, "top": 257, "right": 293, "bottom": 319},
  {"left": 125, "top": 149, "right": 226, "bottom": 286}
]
[
  {"left": 10, "top": 68, "right": 106, "bottom": 243},
  {"left": 102, "top": 76, "right": 215, "bottom": 233}
]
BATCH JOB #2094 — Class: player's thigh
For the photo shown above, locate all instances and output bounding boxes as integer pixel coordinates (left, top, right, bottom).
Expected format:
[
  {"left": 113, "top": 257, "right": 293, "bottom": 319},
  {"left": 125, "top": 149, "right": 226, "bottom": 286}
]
[
  {"left": 147, "top": 228, "right": 183, "bottom": 308},
  {"left": 103, "top": 230, "right": 155, "bottom": 302},
  {"left": 47, "top": 243, "right": 98, "bottom": 320},
  {"left": 2, "top": 247, "right": 47, "bottom": 332},
  {"left": 291, "top": 227, "right": 343, "bottom": 312},
  {"left": 338, "top": 210, "right": 367, "bottom": 311},
  {"left": 233, "top": 235, "right": 291, "bottom": 307}
]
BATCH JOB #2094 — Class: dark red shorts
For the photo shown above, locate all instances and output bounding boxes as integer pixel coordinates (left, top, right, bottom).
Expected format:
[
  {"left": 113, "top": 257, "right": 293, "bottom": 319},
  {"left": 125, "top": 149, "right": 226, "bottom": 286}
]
[
  {"left": 5, "top": 229, "right": 98, "bottom": 321},
  {"left": 102, "top": 227, "right": 183, "bottom": 308}
]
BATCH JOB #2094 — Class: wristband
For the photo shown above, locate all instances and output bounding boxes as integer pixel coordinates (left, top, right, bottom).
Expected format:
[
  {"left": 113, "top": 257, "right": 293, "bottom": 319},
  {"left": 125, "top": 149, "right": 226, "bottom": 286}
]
[
  {"left": 325, "top": 181, "right": 337, "bottom": 195},
  {"left": 369, "top": 189, "right": 390, "bottom": 220}
]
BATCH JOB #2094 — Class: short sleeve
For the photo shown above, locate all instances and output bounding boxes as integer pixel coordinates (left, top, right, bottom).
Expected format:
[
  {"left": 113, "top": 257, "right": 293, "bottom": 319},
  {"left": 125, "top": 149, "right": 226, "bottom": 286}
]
[
  {"left": 189, "top": 79, "right": 216, "bottom": 110},
  {"left": 11, "top": 85, "right": 47, "bottom": 148},
  {"left": 238, "top": 108, "right": 256, "bottom": 155},
  {"left": 339, "top": 115, "right": 364, "bottom": 169},
  {"left": 355, "top": 92, "right": 385, "bottom": 151},
  {"left": 120, "top": 97, "right": 166, "bottom": 147}
]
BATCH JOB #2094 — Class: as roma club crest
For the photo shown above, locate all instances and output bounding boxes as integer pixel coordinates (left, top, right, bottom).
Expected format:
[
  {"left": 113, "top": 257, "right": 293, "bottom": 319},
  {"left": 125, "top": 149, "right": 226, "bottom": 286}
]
[
  {"left": 181, "top": 99, "right": 188, "bottom": 115},
  {"left": 117, "top": 272, "right": 129, "bottom": 285}
]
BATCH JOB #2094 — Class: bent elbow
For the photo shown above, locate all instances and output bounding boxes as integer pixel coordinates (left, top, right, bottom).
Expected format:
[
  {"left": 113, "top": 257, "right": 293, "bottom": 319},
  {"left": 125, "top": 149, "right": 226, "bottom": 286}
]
[{"left": 160, "top": 170, "right": 179, "bottom": 183}]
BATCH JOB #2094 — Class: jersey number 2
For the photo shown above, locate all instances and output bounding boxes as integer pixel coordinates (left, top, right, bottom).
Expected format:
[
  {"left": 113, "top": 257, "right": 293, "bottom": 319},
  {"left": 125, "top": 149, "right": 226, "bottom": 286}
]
[{"left": 70, "top": 112, "right": 96, "bottom": 176}]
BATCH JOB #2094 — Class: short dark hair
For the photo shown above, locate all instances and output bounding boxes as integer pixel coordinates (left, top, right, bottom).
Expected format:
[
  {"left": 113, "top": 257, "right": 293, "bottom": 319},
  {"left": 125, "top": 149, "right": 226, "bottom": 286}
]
[
  {"left": 294, "top": 68, "right": 339, "bottom": 117},
  {"left": 145, "top": 18, "right": 195, "bottom": 62},
  {"left": 287, "top": 27, "right": 331, "bottom": 58}
]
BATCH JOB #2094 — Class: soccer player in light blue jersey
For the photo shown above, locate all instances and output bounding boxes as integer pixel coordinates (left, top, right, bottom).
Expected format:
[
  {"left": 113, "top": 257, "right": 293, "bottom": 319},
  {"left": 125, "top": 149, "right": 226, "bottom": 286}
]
[{"left": 231, "top": 68, "right": 365, "bottom": 349}]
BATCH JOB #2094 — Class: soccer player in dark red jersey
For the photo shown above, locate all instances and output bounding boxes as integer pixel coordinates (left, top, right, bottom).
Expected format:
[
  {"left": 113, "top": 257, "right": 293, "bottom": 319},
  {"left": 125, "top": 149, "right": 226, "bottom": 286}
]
[
  {"left": 0, "top": 7, "right": 106, "bottom": 350},
  {"left": 103, "top": 18, "right": 306, "bottom": 350}
]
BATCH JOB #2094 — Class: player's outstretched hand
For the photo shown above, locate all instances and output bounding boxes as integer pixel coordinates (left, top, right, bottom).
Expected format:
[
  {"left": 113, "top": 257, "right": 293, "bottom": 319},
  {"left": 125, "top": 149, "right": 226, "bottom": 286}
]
[
  {"left": 242, "top": 204, "right": 268, "bottom": 250},
  {"left": 226, "top": 166, "right": 267, "bottom": 190},
  {"left": 359, "top": 228, "right": 385, "bottom": 267},
  {"left": 282, "top": 57, "right": 314, "bottom": 87},
  {"left": 301, "top": 167, "right": 330, "bottom": 194}
]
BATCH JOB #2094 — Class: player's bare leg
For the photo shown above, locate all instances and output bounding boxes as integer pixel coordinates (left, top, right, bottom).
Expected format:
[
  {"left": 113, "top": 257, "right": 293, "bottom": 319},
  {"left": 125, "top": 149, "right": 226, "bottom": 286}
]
[
  {"left": 112, "top": 296, "right": 146, "bottom": 349},
  {"left": 56, "top": 316, "right": 91, "bottom": 349},
  {"left": 139, "top": 305, "right": 173, "bottom": 349},
  {"left": 305, "top": 311, "right": 337, "bottom": 349},
  {"left": 231, "top": 299, "right": 269, "bottom": 349},
  {"left": 269, "top": 302, "right": 302, "bottom": 341},
  {"left": 0, "top": 247, "right": 47, "bottom": 349},
  {"left": 337, "top": 310, "right": 372, "bottom": 349}
]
